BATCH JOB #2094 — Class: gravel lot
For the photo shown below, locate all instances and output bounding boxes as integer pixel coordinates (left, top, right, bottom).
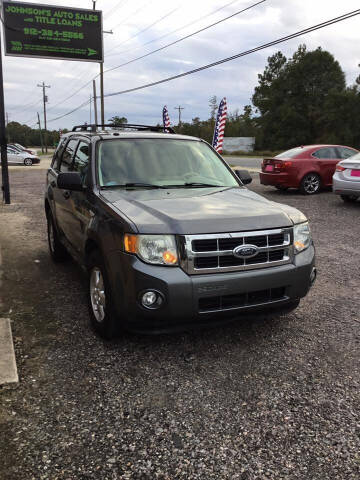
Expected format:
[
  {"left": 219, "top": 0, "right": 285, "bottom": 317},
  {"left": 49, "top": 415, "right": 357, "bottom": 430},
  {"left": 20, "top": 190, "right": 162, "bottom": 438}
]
[{"left": 0, "top": 168, "right": 359, "bottom": 479}]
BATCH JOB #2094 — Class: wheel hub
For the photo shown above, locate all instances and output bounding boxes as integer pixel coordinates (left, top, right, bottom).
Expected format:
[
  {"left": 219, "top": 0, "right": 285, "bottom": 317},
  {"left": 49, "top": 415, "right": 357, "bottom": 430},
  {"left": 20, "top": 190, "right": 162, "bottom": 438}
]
[{"left": 90, "top": 267, "right": 106, "bottom": 323}]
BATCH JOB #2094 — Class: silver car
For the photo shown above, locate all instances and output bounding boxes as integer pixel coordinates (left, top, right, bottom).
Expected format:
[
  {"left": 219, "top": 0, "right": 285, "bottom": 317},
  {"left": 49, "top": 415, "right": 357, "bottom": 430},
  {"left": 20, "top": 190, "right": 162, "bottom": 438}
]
[
  {"left": 333, "top": 152, "right": 360, "bottom": 202},
  {"left": 0, "top": 147, "right": 40, "bottom": 166}
]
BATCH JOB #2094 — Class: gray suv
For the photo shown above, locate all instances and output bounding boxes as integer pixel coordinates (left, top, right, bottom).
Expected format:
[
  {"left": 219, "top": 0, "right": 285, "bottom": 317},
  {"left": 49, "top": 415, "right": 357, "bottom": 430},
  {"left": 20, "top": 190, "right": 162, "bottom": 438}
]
[{"left": 45, "top": 124, "right": 316, "bottom": 338}]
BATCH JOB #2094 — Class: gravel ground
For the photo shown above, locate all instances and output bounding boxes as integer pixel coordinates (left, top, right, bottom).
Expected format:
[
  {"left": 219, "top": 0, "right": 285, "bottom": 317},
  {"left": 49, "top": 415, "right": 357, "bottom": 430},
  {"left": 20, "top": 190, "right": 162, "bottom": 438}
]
[{"left": 0, "top": 169, "right": 359, "bottom": 480}]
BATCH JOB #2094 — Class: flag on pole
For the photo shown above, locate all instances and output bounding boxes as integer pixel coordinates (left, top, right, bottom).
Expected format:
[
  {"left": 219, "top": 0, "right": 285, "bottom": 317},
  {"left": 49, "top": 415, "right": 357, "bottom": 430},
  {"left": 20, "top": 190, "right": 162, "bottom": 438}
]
[
  {"left": 163, "top": 105, "right": 171, "bottom": 131},
  {"left": 212, "top": 97, "right": 228, "bottom": 153}
]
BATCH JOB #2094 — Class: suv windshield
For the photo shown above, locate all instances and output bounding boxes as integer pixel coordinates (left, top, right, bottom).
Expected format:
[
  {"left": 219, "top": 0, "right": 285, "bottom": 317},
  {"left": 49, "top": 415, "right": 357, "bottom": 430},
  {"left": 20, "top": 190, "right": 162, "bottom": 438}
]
[{"left": 97, "top": 138, "right": 239, "bottom": 188}]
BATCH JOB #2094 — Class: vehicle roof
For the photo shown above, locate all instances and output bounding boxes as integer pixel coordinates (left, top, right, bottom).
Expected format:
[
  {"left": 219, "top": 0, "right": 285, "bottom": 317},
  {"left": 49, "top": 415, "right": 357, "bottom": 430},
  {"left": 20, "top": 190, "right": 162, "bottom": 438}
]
[
  {"left": 289, "top": 144, "right": 358, "bottom": 150},
  {"left": 60, "top": 130, "right": 202, "bottom": 142}
]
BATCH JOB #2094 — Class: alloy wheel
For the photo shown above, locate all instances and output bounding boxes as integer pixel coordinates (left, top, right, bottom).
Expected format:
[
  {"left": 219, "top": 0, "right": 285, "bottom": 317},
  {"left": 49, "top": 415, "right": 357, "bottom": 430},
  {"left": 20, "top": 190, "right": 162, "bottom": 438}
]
[
  {"left": 303, "top": 174, "right": 320, "bottom": 194},
  {"left": 90, "top": 267, "right": 106, "bottom": 323}
]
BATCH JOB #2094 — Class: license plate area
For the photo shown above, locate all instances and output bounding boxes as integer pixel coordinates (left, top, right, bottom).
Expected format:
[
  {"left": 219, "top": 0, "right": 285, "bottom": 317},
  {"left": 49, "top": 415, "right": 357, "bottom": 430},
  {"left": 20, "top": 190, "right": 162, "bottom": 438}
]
[
  {"left": 265, "top": 165, "right": 274, "bottom": 172},
  {"left": 351, "top": 169, "right": 360, "bottom": 177}
]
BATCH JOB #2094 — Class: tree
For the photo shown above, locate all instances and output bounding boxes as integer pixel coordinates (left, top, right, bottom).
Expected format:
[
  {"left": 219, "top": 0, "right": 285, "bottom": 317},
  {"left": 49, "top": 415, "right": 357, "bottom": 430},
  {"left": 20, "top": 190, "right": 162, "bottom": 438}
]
[
  {"left": 252, "top": 45, "right": 347, "bottom": 149},
  {"left": 108, "top": 116, "right": 128, "bottom": 126}
]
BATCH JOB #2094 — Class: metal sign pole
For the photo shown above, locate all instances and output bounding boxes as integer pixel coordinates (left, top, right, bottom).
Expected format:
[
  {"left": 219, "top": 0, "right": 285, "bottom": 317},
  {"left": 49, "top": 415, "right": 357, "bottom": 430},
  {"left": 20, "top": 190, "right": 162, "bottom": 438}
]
[{"left": 0, "top": 28, "right": 10, "bottom": 204}]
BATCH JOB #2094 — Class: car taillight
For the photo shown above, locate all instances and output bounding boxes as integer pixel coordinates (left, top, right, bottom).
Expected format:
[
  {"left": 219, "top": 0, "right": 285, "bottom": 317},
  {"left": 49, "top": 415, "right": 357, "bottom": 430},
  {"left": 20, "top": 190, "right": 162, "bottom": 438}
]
[
  {"left": 274, "top": 161, "right": 292, "bottom": 171},
  {"left": 336, "top": 165, "right": 346, "bottom": 172}
]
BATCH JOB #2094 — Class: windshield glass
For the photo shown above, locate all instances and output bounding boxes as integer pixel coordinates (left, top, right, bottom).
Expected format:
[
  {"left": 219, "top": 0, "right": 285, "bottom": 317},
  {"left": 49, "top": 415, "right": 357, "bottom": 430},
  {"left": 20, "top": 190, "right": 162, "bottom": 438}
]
[
  {"left": 275, "top": 147, "right": 306, "bottom": 159},
  {"left": 97, "top": 139, "right": 239, "bottom": 188}
]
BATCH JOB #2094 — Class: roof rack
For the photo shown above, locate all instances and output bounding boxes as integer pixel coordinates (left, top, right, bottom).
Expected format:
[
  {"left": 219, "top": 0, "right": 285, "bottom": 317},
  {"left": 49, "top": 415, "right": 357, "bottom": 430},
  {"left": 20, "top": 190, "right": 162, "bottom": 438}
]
[{"left": 71, "top": 124, "right": 176, "bottom": 134}]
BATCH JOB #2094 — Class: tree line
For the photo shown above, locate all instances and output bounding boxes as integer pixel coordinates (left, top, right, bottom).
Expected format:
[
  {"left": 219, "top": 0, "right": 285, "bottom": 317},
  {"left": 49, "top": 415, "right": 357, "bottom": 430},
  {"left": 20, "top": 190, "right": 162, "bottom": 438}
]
[{"left": 6, "top": 44, "right": 360, "bottom": 151}]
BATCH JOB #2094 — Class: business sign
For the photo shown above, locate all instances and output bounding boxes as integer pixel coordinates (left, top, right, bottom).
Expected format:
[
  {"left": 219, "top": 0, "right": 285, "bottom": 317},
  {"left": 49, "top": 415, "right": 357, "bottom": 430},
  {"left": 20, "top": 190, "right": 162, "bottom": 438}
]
[{"left": 2, "top": 1, "right": 103, "bottom": 62}]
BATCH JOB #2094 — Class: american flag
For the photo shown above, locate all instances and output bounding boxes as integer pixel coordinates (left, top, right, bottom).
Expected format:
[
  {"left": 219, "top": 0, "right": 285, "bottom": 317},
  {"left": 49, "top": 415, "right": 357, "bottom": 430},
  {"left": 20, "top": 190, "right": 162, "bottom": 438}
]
[
  {"left": 212, "top": 97, "right": 228, "bottom": 153},
  {"left": 163, "top": 105, "right": 171, "bottom": 131}
]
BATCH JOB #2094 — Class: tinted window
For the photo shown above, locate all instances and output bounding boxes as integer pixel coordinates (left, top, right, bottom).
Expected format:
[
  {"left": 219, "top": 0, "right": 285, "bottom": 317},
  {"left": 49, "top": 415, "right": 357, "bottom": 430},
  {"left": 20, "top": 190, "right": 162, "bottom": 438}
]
[
  {"left": 312, "top": 147, "right": 338, "bottom": 159},
  {"left": 52, "top": 137, "right": 67, "bottom": 170},
  {"left": 275, "top": 147, "right": 306, "bottom": 159},
  {"left": 73, "top": 141, "right": 90, "bottom": 184},
  {"left": 337, "top": 147, "right": 357, "bottom": 160},
  {"left": 60, "top": 139, "right": 78, "bottom": 172}
]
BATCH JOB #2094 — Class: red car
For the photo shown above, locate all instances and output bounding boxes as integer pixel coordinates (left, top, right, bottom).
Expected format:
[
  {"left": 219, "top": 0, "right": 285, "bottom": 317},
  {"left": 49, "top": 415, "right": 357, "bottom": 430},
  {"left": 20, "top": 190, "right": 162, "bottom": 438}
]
[{"left": 259, "top": 145, "right": 359, "bottom": 194}]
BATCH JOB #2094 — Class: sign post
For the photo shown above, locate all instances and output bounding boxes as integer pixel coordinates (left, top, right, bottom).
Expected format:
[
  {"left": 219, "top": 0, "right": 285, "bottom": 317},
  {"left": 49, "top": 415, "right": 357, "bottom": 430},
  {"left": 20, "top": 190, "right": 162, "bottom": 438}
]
[
  {"left": 1, "top": 1, "right": 103, "bottom": 204},
  {"left": 0, "top": 37, "right": 10, "bottom": 204}
]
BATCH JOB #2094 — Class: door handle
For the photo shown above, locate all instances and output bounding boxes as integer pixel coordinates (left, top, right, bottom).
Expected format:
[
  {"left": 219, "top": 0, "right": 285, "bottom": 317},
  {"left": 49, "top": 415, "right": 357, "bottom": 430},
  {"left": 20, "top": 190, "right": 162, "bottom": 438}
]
[{"left": 63, "top": 191, "right": 70, "bottom": 199}]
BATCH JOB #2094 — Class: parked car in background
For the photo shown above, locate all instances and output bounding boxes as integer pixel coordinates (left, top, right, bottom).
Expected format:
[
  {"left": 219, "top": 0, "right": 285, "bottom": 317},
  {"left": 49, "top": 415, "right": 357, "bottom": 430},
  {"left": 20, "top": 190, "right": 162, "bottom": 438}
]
[
  {"left": 3, "top": 146, "right": 40, "bottom": 166},
  {"left": 9, "top": 143, "right": 38, "bottom": 156},
  {"left": 259, "top": 145, "right": 358, "bottom": 194},
  {"left": 333, "top": 152, "right": 360, "bottom": 203}
]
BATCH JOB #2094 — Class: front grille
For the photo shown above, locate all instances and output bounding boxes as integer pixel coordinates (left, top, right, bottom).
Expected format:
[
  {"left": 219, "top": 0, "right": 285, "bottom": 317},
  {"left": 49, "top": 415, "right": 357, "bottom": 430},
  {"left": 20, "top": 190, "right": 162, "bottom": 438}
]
[
  {"left": 199, "top": 287, "right": 287, "bottom": 312},
  {"left": 180, "top": 228, "right": 293, "bottom": 275}
]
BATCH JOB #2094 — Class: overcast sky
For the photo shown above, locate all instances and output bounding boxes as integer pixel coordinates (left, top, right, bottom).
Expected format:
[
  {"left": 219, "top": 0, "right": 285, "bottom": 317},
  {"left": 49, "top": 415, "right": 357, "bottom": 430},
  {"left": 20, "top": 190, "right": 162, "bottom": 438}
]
[{"left": 2, "top": 0, "right": 360, "bottom": 130}]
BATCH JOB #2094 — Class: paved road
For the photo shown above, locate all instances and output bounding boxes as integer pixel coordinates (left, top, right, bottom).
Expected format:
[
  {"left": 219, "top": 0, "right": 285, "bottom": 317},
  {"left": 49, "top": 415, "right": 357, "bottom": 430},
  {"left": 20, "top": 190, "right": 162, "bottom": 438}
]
[
  {"left": 0, "top": 170, "right": 359, "bottom": 479},
  {"left": 223, "top": 156, "right": 263, "bottom": 170}
]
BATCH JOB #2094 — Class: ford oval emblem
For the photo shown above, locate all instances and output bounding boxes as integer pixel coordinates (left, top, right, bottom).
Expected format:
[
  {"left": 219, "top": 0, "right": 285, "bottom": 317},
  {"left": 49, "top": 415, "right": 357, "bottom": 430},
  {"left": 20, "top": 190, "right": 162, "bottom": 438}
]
[{"left": 233, "top": 244, "right": 259, "bottom": 259}]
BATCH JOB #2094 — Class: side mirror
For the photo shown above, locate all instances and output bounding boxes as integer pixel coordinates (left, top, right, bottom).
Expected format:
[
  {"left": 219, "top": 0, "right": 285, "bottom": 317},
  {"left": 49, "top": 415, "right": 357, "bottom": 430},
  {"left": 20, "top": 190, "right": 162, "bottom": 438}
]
[
  {"left": 57, "top": 172, "right": 84, "bottom": 191},
  {"left": 234, "top": 168, "right": 252, "bottom": 185}
]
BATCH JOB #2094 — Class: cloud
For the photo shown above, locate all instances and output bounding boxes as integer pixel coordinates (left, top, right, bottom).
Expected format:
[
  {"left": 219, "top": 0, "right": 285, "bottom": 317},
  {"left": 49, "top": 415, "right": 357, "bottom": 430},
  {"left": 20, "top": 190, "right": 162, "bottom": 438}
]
[{"left": 3, "top": 0, "right": 360, "bottom": 129}]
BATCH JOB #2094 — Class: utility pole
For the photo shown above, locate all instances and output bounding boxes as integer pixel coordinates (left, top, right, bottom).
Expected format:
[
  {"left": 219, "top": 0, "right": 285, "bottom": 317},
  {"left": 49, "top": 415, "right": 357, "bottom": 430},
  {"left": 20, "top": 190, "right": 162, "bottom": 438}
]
[
  {"left": 37, "top": 81, "right": 50, "bottom": 153},
  {"left": 93, "top": 1, "right": 109, "bottom": 126},
  {"left": 174, "top": 105, "right": 184, "bottom": 127},
  {"left": 93, "top": 79, "right": 98, "bottom": 125},
  {"left": 5, "top": 112, "right": 9, "bottom": 126},
  {"left": 37, "top": 112, "right": 44, "bottom": 154}
]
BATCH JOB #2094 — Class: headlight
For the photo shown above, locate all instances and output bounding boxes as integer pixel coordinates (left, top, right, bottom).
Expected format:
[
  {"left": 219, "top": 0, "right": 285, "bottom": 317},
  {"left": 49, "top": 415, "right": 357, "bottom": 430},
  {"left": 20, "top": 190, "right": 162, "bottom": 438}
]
[
  {"left": 293, "top": 222, "right": 311, "bottom": 254},
  {"left": 124, "top": 234, "right": 178, "bottom": 265}
]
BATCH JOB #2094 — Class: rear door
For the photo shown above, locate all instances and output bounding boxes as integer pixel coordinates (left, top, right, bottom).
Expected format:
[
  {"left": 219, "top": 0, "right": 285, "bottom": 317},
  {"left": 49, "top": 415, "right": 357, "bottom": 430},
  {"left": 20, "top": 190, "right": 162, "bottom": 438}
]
[{"left": 312, "top": 147, "right": 340, "bottom": 185}]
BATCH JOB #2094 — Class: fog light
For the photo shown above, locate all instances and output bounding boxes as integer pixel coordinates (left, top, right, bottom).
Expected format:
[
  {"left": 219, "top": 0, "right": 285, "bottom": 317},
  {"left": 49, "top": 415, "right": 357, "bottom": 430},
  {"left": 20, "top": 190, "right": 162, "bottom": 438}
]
[{"left": 140, "top": 290, "right": 163, "bottom": 309}]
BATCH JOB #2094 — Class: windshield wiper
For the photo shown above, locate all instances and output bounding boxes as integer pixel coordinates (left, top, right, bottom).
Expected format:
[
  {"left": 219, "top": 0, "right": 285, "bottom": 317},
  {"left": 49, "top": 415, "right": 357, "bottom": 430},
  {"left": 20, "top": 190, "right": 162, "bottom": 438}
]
[
  {"left": 164, "top": 182, "right": 226, "bottom": 188},
  {"left": 101, "top": 183, "right": 166, "bottom": 189}
]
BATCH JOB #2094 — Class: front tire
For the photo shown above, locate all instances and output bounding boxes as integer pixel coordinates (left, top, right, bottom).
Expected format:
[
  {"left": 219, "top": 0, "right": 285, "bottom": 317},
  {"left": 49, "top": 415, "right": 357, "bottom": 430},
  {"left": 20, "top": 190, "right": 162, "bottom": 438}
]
[
  {"left": 300, "top": 173, "right": 321, "bottom": 195},
  {"left": 340, "top": 194, "right": 358, "bottom": 203},
  {"left": 88, "top": 250, "right": 120, "bottom": 339},
  {"left": 24, "top": 158, "right": 33, "bottom": 166}
]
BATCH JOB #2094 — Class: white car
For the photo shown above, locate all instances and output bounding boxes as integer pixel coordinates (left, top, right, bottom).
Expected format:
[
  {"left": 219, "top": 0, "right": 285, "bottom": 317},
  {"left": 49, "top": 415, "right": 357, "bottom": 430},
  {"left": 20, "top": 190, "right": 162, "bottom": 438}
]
[
  {"left": 333, "top": 152, "right": 360, "bottom": 202},
  {"left": 3, "top": 147, "right": 40, "bottom": 166}
]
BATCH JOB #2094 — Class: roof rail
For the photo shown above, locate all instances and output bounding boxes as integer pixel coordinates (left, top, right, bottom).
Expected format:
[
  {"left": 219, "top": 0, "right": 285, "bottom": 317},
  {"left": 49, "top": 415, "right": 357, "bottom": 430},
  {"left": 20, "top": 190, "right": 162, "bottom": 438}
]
[{"left": 71, "top": 124, "right": 176, "bottom": 134}]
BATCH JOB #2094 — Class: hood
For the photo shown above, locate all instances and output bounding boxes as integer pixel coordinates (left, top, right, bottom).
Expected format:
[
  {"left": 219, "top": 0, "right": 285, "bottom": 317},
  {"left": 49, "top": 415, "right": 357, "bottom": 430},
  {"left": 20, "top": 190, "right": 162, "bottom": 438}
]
[{"left": 101, "top": 187, "right": 307, "bottom": 234}]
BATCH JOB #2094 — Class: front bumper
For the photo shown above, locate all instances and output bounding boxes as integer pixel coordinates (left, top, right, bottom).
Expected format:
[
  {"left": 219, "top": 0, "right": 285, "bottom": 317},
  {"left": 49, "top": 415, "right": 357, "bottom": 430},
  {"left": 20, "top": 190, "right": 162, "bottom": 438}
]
[
  {"left": 333, "top": 174, "right": 360, "bottom": 196},
  {"left": 106, "top": 245, "right": 315, "bottom": 333}
]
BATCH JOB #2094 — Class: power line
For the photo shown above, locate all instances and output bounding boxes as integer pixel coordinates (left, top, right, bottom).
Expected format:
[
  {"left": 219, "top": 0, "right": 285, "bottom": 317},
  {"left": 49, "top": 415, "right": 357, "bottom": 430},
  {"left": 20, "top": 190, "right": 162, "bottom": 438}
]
[
  {"left": 106, "top": 5, "right": 181, "bottom": 55},
  {"left": 110, "top": 0, "right": 148, "bottom": 31},
  {"left": 47, "top": 98, "right": 91, "bottom": 123},
  {"left": 106, "top": 0, "right": 243, "bottom": 58},
  {"left": 103, "top": 8, "right": 360, "bottom": 98},
  {"left": 104, "top": 0, "right": 267, "bottom": 74}
]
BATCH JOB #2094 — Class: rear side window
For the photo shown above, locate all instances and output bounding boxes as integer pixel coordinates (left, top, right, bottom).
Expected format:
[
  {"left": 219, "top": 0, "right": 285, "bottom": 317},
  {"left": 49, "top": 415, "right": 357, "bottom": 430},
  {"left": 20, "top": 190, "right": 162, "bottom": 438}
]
[
  {"left": 60, "top": 139, "right": 78, "bottom": 172},
  {"left": 312, "top": 147, "right": 338, "bottom": 159},
  {"left": 337, "top": 147, "right": 357, "bottom": 160}
]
